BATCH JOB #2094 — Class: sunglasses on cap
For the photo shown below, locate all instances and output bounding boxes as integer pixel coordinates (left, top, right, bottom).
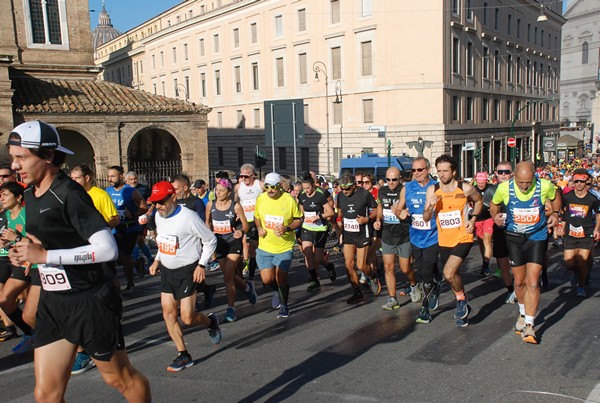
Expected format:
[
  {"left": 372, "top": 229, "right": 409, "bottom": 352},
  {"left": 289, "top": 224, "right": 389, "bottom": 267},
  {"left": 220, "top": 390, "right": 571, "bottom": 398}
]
[
  {"left": 264, "top": 184, "right": 280, "bottom": 190},
  {"left": 497, "top": 169, "right": 511, "bottom": 175},
  {"left": 412, "top": 168, "right": 426, "bottom": 173}
]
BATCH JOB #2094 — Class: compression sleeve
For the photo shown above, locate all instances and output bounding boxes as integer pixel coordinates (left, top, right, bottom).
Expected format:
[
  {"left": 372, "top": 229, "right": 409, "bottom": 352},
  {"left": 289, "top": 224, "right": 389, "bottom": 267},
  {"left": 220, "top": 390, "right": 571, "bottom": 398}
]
[{"left": 46, "top": 228, "right": 118, "bottom": 265}]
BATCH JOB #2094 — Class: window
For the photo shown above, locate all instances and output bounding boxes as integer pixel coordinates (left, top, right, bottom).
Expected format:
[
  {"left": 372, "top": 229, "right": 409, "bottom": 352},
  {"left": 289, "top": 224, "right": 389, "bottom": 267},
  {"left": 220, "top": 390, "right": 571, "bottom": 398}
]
[
  {"left": 218, "top": 147, "right": 223, "bottom": 165},
  {"left": 215, "top": 70, "right": 221, "bottom": 95},
  {"left": 494, "top": 50, "right": 501, "bottom": 81},
  {"left": 494, "top": 8, "right": 499, "bottom": 30},
  {"left": 505, "top": 100, "right": 512, "bottom": 121},
  {"left": 582, "top": 42, "right": 589, "bottom": 64},
  {"left": 214, "top": 34, "right": 220, "bottom": 52},
  {"left": 161, "top": 81, "right": 165, "bottom": 95},
  {"left": 362, "top": 0, "right": 372, "bottom": 17},
  {"left": 252, "top": 62, "right": 259, "bottom": 90},
  {"left": 217, "top": 112, "right": 223, "bottom": 128},
  {"left": 153, "top": 83, "right": 157, "bottom": 94},
  {"left": 331, "top": 0, "right": 340, "bottom": 24},
  {"left": 299, "top": 53, "right": 307, "bottom": 84},
  {"left": 534, "top": 27, "right": 538, "bottom": 45},
  {"left": 304, "top": 104, "right": 309, "bottom": 125},
  {"left": 516, "top": 57, "right": 521, "bottom": 84},
  {"left": 233, "top": 28, "right": 240, "bottom": 48},
  {"left": 26, "top": 0, "right": 68, "bottom": 47},
  {"left": 527, "top": 24, "right": 531, "bottom": 42},
  {"left": 140, "top": 61, "right": 143, "bottom": 74},
  {"left": 152, "top": 54, "right": 156, "bottom": 69},
  {"left": 301, "top": 148, "right": 310, "bottom": 172},
  {"left": 172, "top": 47, "right": 177, "bottom": 63},
  {"left": 467, "top": 42, "right": 474, "bottom": 76},
  {"left": 452, "top": 0, "right": 460, "bottom": 16},
  {"left": 361, "top": 41, "right": 373, "bottom": 76},
  {"left": 250, "top": 23, "right": 257, "bottom": 44},
  {"left": 160, "top": 51, "right": 164, "bottom": 66},
  {"left": 526, "top": 60, "right": 531, "bottom": 85},
  {"left": 253, "top": 108, "right": 260, "bottom": 128},
  {"left": 466, "top": 0, "right": 473, "bottom": 21},
  {"left": 275, "top": 15, "right": 283, "bottom": 38},
  {"left": 278, "top": 147, "right": 287, "bottom": 170},
  {"left": 482, "top": 46, "right": 490, "bottom": 79},
  {"left": 173, "top": 78, "right": 178, "bottom": 97},
  {"left": 183, "top": 43, "right": 188, "bottom": 60},
  {"left": 452, "top": 37, "right": 460, "bottom": 74},
  {"left": 507, "top": 53, "right": 513, "bottom": 83},
  {"left": 507, "top": 14, "right": 512, "bottom": 35},
  {"left": 517, "top": 19, "right": 521, "bottom": 38},
  {"left": 540, "top": 29, "right": 544, "bottom": 47},
  {"left": 332, "top": 47, "right": 341, "bottom": 80},
  {"left": 199, "top": 38, "right": 205, "bottom": 56},
  {"left": 237, "top": 147, "right": 244, "bottom": 167},
  {"left": 185, "top": 76, "right": 189, "bottom": 98},
  {"left": 466, "top": 97, "right": 473, "bottom": 121},
  {"left": 363, "top": 99, "right": 374, "bottom": 123},
  {"left": 483, "top": 2, "right": 488, "bottom": 26},
  {"left": 333, "top": 101, "right": 343, "bottom": 125},
  {"left": 276, "top": 57, "right": 284, "bottom": 87},
  {"left": 298, "top": 8, "right": 306, "bottom": 32},
  {"left": 493, "top": 99, "right": 499, "bottom": 121},
  {"left": 237, "top": 110, "right": 244, "bottom": 129},
  {"left": 482, "top": 98, "right": 489, "bottom": 121},
  {"left": 201, "top": 72, "right": 206, "bottom": 97},
  {"left": 234, "top": 66, "right": 241, "bottom": 92},
  {"left": 452, "top": 96, "right": 460, "bottom": 121}
]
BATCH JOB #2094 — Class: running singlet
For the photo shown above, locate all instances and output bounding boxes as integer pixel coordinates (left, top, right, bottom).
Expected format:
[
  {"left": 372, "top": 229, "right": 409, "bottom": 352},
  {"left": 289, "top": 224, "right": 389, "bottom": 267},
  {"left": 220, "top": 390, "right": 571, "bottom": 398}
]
[
  {"left": 434, "top": 182, "right": 473, "bottom": 247},
  {"left": 87, "top": 186, "right": 118, "bottom": 224},
  {"left": 105, "top": 184, "right": 141, "bottom": 234},
  {"left": 337, "top": 187, "right": 377, "bottom": 238},
  {"left": 502, "top": 180, "right": 547, "bottom": 241},
  {"left": 238, "top": 180, "right": 262, "bottom": 222},
  {"left": 405, "top": 180, "right": 438, "bottom": 248},
  {"left": 210, "top": 200, "right": 239, "bottom": 242},
  {"left": 299, "top": 190, "right": 329, "bottom": 232},
  {"left": 25, "top": 171, "right": 108, "bottom": 293},
  {"left": 562, "top": 191, "right": 600, "bottom": 239},
  {"left": 377, "top": 184, "right": 409, "bottom": 245},
  {"left": 254, "top": 192, "right": 302, "bottom": 254},
  {"left": 0, "top": 208, "right": 26, "bottom": 257}
]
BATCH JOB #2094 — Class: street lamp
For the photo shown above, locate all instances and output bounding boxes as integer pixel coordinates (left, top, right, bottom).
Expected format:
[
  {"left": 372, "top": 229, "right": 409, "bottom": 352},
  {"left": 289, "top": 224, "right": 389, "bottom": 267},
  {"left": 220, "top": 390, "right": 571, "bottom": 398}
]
[
  {"left": 334, "top": 80, "right": 343, "bottom": 166},
  {"left": 174, "top": 84, "right": 189, "bottom": 101},
  {"left": 313, "top": 61, "right": 330, "bottom": 176}
]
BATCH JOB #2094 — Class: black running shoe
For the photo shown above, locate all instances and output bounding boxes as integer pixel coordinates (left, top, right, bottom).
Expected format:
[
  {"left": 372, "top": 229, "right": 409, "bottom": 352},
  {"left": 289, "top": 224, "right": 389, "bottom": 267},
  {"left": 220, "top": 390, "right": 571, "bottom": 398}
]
[
  {"left": 346, "top": 289, "right": 364, "bottom": 304},
  {"left": 326, "top": 263, "right": 337, "bottom": 282}
]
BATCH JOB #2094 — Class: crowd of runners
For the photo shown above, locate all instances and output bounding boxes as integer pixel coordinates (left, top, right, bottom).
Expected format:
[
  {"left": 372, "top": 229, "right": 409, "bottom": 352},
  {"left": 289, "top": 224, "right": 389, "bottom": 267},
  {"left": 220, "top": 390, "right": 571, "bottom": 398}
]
[{"left": 0, "top": 120, "right": 598, "bottom": 402}]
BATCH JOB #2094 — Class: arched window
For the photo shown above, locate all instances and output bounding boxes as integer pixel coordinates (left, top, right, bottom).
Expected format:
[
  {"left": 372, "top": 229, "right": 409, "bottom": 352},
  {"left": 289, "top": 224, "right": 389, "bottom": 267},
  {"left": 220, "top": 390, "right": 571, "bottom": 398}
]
[{"left": 582, "top": 41, "right": 589, "bottom": 64}]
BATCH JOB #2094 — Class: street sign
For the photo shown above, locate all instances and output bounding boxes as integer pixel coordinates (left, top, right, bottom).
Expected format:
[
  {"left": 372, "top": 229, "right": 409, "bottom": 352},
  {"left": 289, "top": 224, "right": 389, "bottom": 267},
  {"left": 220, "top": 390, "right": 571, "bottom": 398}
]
[
  {"left": 463, "top": 142, "right": 476, "bottom": 151},
  {"left": 507, "top": 137, "right": 517, "bottom": 147},
  {"left": 368, "top": 125, "right": 386, "bottom": 132}
]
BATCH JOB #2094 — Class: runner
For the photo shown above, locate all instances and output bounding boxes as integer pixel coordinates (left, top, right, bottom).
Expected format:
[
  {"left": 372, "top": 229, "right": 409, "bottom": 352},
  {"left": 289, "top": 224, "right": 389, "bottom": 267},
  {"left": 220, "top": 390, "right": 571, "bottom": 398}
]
[
  {"left": 336, "top": 173, "right": 379, "bottom": 304},
  {"left": 235, "top": 163, "right": 263, "bottom": 279},
  {"left": 125, "top": 171, "right": 154, "bottom": 274},
  {"left": 205, "top": 178, "right": 257, "bottom": 322},
  {"left": 148, "top": 181, "right": 221, "bottom": 371},
  {"left": 473, "top": 172, "right": 497, "bottom": 277},
  {"left": 374, "top": 167, "right": 421, "bottom": 311},
  {"left": 423, "top": 155, "right": 483, "bottom": 327},
  {"left": 363, "top": 173, "right": 383, "bottom": 292},
  {"left": 253, "top": 173, "right": 302, "bottom": 318},
  {"left": 490, "top": 161, "right": 560, "bottom": 344},
  {"left": 555, "top": 168, "right": 600, "bottom": 297},
  {"left": 298, "top": 176, "right": 335, "bottom": 291},
  {"left": 7, "top": 120, "right": 151, "bottom": 401}
]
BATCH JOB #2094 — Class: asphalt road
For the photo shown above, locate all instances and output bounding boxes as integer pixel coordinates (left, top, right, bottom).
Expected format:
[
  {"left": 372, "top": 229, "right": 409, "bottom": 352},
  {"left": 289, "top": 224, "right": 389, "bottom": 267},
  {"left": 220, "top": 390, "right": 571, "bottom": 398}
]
[{"left": 1, "top": 242, "right": 599, "bottom": 402}]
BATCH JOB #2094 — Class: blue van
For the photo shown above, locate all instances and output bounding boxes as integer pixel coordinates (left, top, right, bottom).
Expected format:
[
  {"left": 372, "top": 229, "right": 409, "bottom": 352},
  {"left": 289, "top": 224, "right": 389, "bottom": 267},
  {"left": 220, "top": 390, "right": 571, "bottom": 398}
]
[{"left": 339, "top": 154, "right": 414, "bottom": 182}]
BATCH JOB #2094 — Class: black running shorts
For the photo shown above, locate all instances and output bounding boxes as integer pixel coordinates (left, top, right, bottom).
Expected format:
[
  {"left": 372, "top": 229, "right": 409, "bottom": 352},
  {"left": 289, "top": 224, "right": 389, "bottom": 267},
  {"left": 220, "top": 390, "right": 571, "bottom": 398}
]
[
  {"left": 492, "top": 225, "right": 509, "bottom": 259},
  {"left": 563, "top": 236, "right": 594, "bottom": 251},
  {"left": 161, "top": 263, "right": 197, "bottom": 301},
  {"left": 300, "top": 228, "right": 328, "bottom": 248},
  {"left": 439, "top": 242, "right": 472, "bottom": 266},
  {"left": 505, "top": 235, "right": 548, "bottom": 267},
  {"left": 245, "top": 222, "right": 259, "bottom": 242},
  {"left": 215, "top": 236, "right": 243, "bottom": 259},
  {"left": 0, "top": 257, "right": 12, "bottom": 284},
  {"left": 342, "top": 231, "right": 370, "bottom": 248}
]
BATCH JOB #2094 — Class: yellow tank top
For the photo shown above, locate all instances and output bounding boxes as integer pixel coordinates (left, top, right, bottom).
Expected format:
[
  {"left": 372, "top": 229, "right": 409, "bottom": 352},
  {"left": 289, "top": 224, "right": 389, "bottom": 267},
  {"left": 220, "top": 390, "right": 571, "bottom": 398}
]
[{"left": 434, "top": 183, "right": 472, "bottom": 247}]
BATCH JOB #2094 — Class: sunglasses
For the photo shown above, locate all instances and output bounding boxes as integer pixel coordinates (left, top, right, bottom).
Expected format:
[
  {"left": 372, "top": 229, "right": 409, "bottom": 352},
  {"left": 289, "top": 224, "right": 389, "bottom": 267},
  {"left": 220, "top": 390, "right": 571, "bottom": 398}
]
[
  {"left": 412, "top": 168, "right": 426, "bottom": 173},
  {"left": 0, "top": 174, "right": 13, "bottom": 178},
  {"left": 239, "top": 174, "right": 251, "bottom": 179},
  {"left": 362, "top": 180, "right": 371, "bottom": 184},
  {"left": 497, "top": 170, "right": 511, "bottom": 175},
  {"left": 154, "top": 195, "right": 172, "bottom": 205},
  {"left": 340, "top": 185, "right": 353, "bottom": 191},
  {"left": 264, "top": 184, "right": 280, "bottom": 190},
  {"left": 573, "top": 180, "right": 587, "bottom": 184},
  {"left": 355, "top": 180, "right": 363, "bottom": 184},
  {"left": 386, "top": 177, "right": 399, "bottom": 182}
]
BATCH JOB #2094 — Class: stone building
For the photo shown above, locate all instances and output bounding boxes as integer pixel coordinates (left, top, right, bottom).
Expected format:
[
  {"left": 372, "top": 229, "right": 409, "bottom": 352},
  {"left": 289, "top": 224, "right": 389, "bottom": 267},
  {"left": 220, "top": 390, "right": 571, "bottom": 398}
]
[{"left": 0, "top": 0, "right": 210, "bottom": 184}]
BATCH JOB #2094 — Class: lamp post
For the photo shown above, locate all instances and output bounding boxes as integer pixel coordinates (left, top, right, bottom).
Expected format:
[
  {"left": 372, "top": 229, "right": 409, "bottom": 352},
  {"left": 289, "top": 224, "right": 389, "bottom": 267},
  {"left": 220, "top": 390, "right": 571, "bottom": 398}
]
[
  {"left": 174, "top": 84, "right": 189, "bottom": 101},
  {"left": 334, "top": 80, "right": 343, "bottom": 168},
  {"left": 313, "top": 61, "right": 330, "bottom": 176}
]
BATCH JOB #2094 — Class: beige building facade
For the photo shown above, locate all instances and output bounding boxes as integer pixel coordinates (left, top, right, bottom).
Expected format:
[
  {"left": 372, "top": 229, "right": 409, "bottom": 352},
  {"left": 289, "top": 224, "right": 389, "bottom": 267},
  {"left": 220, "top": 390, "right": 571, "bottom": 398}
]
[{"left": 96, "top": 0, "right": 565, "bottom": 178}]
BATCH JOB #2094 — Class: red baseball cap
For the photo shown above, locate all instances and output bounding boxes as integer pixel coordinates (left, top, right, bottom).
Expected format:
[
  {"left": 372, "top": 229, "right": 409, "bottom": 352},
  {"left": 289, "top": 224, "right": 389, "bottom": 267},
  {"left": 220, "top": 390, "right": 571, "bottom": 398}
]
[{"left": 148, "top": 181, "right": 175, "bottom": 202}]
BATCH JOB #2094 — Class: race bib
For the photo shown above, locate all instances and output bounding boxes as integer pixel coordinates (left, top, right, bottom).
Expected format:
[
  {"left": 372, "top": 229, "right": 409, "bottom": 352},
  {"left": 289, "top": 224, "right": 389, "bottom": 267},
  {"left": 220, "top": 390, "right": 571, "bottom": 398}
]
[
  {"left": 568, "top": 224, "right": 585, "bottom": 238},
  {"left": 156, "top": 233, "right": 178, "bottom": 255},
  {"left": 438, "top": 210, "right": 463, "bottom": 229},
  {"left": 412, "top": 214, "right": 431, "bottom": 230},
  {"left": 304, "top": 211, "right": 321, "bottom": 228},
  {"left": 241, "top": 199, "right": 256, "bottom": 220},
  {"left": 513, "top": 207, "right": 540, "bottom": 225},
  {"left": 343, "top": 218, "right": 360, "bottom": 232},
  {"left": 38, "top": 264, "right": 72, "bottom": 292},
  {"left": 383, "top": 208, "right": 400, "bottom": 224},
  {"left": 264, "top": 214, "right": 284, "bottom": 230},
  {"left": 213, "top": 219, "right": 232, "bottom": 234}
]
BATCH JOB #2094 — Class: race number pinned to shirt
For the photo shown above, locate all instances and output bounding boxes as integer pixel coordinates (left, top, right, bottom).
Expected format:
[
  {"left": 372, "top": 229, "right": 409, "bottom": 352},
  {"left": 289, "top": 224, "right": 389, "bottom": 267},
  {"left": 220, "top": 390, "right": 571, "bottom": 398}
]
[
  {"left": 304, "top": 211, "right": 321, "bottom": 228},
  {"left": 213, "top": 220, "right": 232, "bottom": 234},
  {"left": 411, "top": 214, "right": 431, "bottom": 230},
  {"left": 438, "top": 210, "right": 463, "bottom": 229},
  {"left": 513, "top": 207, "right": 540, "bottom": 225},
  {"left": 156, "top": 233, "right": 179, "bottom": 256},
  {"left": 38, "top": 264, "right": 72, "bottom": 292},
  {"left": 241, "top": 199, "right": 256, "bottom": 220},
  {"left": 343, "top": 218, "right": 360, "bottom": 232},
  {"left": 382, "top": 208, "right": 400, "bottom": 224},
  {"left": 264, "top": 214, "right": 284, "bottom": 230},
  {"left": 568, "top": 224, "right": 585, "bottom": 238}
]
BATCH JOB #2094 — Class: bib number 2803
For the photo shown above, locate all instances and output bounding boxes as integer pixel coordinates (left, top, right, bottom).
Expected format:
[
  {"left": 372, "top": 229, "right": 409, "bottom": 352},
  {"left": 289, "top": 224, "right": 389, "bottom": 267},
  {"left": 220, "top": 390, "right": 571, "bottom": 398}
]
[{"left": 38, "top": 264, "right": 72, "bottom": 291}]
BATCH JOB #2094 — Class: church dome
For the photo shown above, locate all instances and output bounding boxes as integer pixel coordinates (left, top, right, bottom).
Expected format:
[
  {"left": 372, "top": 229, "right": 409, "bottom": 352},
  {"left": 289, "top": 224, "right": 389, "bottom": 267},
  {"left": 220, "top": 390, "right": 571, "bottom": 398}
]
[{"left": 92, "top": 2, "right": 121, "bottom": 50}]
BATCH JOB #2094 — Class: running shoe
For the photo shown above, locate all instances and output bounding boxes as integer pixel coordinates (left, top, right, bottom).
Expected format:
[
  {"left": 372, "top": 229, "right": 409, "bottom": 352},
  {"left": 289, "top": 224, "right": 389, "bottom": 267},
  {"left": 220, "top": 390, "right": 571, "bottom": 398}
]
[
  {"left": 416, "top": 307, "right": 432, "bottom": 324},
  {"left": 71, "top": 352, "right": 95, "bottom": 375},
  {"left": 121, "top": 284, "right": 135, "bottom": 295},
  {"left": 455, "top": 304, "right": 471, "bottom": 328},
  {"left": 207, "top": 260, "right": 221, "bottom": 272},
  {"left": 492, "top": 268, "right": 502, "bottom": 278},
  {"left": 346, "top": 289, "right": 364, "bottom": 305},
  {"left": 514, "top": 315, "right": 525, "bottom": 335},
  {"left": 480, "top": 264, "right": 489, "bottom": 277},
  {"left": 271, "top": 291, "right": 281, "bottom": 309},
  {"left": 359, "top": 271, "right": 367, "bottom": 284},
  {"left": 307, "top": 280, "right": 321, "bottom": 292},
  {"left": 135, "top": 257, "right": 145, "bottom": 279},
  {"left": 224, "top": 306, "right": 236, "bottom": 323},
  {"left": 454, "top": 300, "right": 469, "bottom": 320},
  {"left": 410, "top": 284, "right": 423, "bottom": 303},
  {"left": 0, "top": 326, "right": 17, "bottom": 342},
  {"left": 505, "top": 290, "right": 517, "bottom": 304},
  {"left": 398, "top": 285, "right": 411, "bottom": 296},
  {"left": 381, "top": 296, "right": 400, "bottom": 311},
  {"left": 277, "top": 304, "right": 289, "bottom": 319},
  {"left": 167, "top": 353, "right": 194, "bottom": 372},
  {"left": 521, "top": 324, "right": 538, "bottom": 344},
  {"left": 207, "top": 313, "right": 222, "bottom": 345},
  {"left": 204, "top": 284, "right": 217, "bottom": 309},
  {"left": 12, "top": 334, "right": 34, "bottom": 354},
  {"left": 326, "top": 263, "right": 337, "bottom": 282},
  {"left": 368, "top": 276, "right": 382, "bottom": 296},
  {"left": 246, "top": 280, "right": 257, "bottom": 304},
  {"left": 429, "top": 283, "right": 440, "bottom": 311},
  {"left": 576, "top": 287, "right": 586, "bottom": 298}
]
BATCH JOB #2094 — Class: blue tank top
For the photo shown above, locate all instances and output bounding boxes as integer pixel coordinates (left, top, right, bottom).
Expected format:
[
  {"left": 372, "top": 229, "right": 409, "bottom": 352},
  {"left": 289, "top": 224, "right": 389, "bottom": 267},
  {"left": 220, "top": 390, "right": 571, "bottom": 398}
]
[
  {"left": 505, "top": 179, "right": 547, "bottom": 241},
  {"left": 106, "top": 185, "right": 141, "bottom": 233},
  {"left": 405, "top": 179, "right": 438, "bottom": 248}
]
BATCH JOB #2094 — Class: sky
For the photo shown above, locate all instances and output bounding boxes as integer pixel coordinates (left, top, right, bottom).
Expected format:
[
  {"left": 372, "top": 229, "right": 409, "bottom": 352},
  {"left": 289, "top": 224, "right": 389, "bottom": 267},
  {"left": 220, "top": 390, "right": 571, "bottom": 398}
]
[{"left": 90, "top": 0, "right": 572, "bottom": 33}]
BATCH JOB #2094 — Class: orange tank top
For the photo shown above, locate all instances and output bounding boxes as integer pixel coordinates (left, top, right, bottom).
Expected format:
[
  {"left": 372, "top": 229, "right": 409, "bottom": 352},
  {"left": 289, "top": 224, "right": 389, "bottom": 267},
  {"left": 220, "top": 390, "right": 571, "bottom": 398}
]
[{"left": 434, "top": 182, "right": 473, "bottom": 247}]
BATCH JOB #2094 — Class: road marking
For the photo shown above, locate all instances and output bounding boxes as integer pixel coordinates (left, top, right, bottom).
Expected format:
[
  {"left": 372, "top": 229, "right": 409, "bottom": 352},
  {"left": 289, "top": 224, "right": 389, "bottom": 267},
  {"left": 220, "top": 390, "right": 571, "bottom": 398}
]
[{"left": 587, "top": 383, "right": 600, "bottom": 403}]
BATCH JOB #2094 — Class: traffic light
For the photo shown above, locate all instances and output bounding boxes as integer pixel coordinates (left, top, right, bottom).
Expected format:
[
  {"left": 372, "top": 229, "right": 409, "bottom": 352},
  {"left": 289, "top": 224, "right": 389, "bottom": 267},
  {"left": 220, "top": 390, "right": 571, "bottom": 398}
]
[{"left": 255, "top": 150, "right": 267, "bottom": 168}]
